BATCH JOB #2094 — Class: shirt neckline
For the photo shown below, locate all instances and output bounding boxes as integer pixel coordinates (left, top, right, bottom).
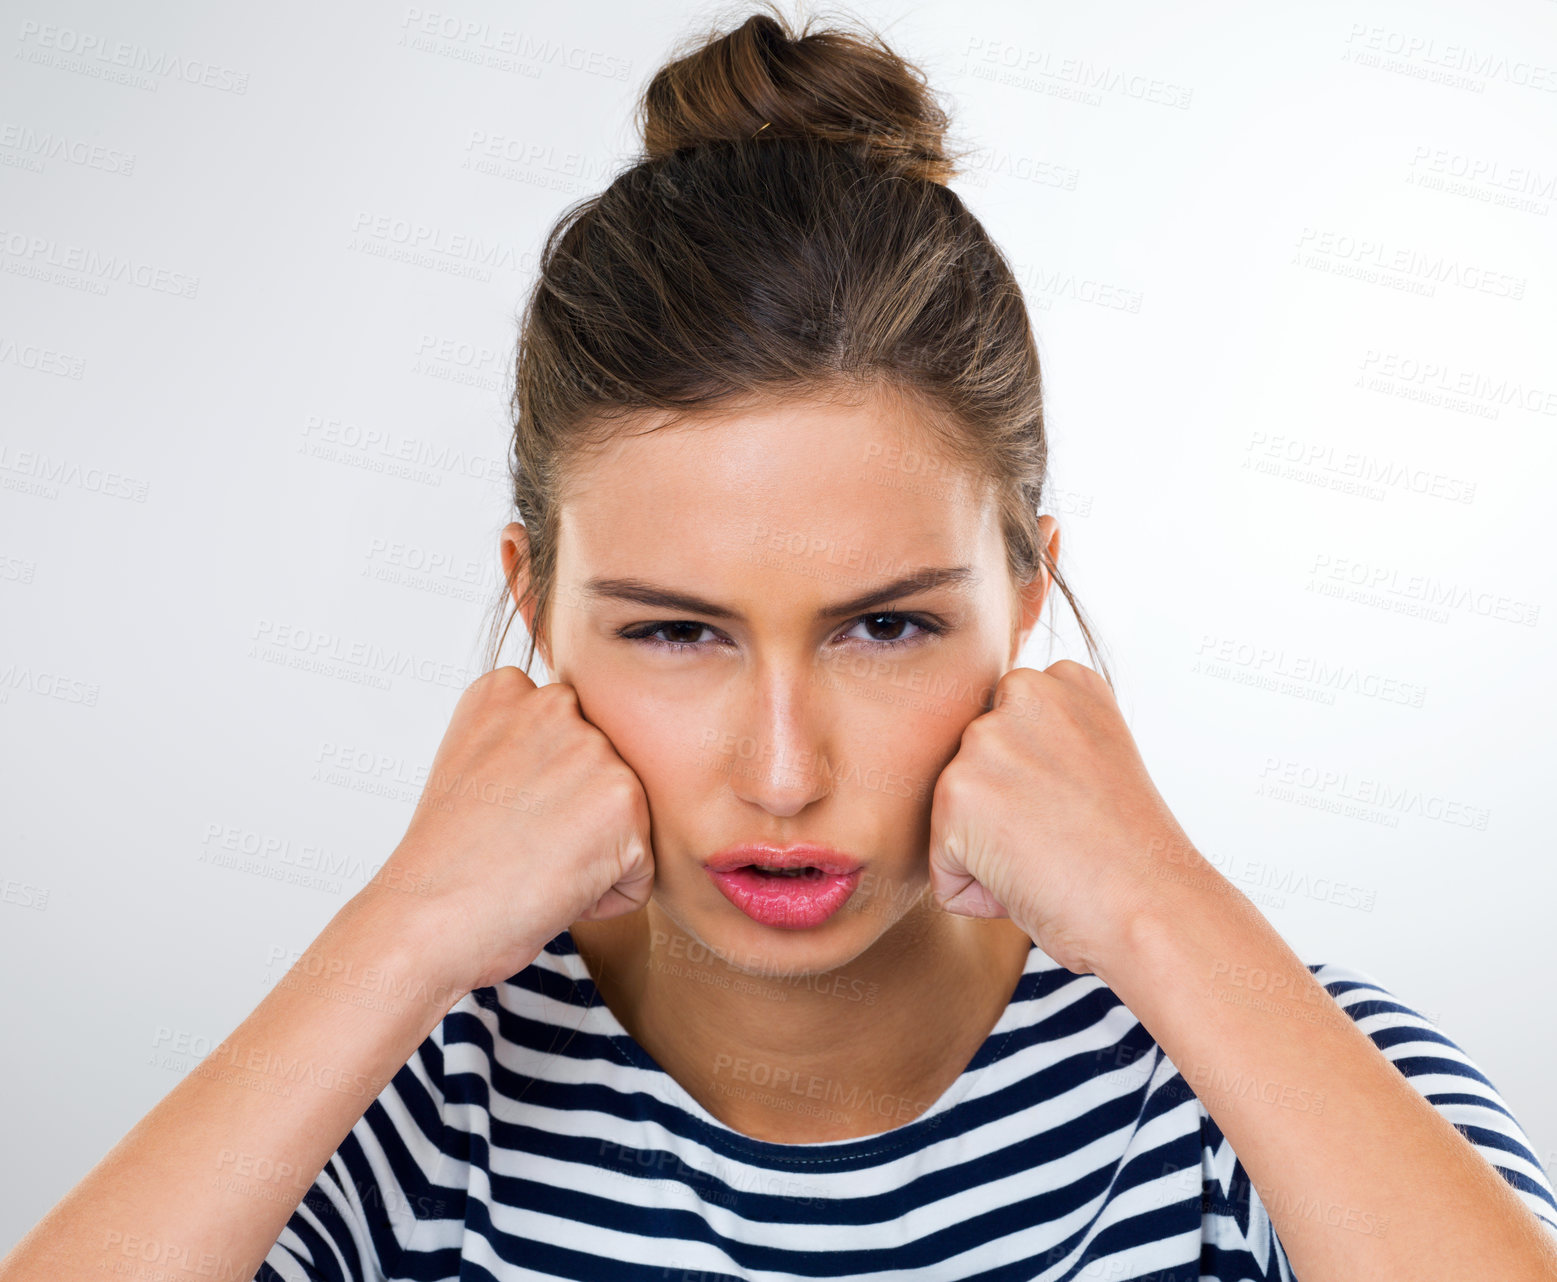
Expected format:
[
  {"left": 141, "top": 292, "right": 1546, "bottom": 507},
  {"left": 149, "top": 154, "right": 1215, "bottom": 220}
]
[{"left": 554, "top": 926, "right": 1044, "bottom": 1162}]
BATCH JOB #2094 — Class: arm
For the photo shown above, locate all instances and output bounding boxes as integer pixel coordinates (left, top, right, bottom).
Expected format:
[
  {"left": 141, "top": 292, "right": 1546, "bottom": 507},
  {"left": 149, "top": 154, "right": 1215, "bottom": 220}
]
[
  {"left": 0, "top": 888, "right": 478, "bottom": 1282},
  {"left": 925, "top": 662, "right": 1557, "bottom": 1280},
  {"left": 1, "top": 665, "right": 653, "bottom": 1280},
  {"left": 256, "top": 1016, "right": 454, "bottom": 1282},
  {"left": 1102, "top": 862, "right": 1557, "bottom": 1282}
]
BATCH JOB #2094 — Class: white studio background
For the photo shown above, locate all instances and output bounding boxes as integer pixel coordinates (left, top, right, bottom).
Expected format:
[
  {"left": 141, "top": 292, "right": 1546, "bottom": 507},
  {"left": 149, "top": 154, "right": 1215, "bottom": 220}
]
[{"left": 2, "top": 0, "right": 1554, "bottom": 1248}]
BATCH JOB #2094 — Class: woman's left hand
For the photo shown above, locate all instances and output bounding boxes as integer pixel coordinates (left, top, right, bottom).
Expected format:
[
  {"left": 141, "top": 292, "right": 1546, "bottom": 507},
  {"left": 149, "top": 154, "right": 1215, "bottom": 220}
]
[{"left": 926, "top": 660, "right": 1200, "bottom": 976}]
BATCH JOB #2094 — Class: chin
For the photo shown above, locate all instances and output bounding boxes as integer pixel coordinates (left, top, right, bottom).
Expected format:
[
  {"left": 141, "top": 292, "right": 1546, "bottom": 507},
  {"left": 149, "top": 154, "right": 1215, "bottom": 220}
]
[{"left": 659, "top": 892, "right": 884, "bottom": 981}]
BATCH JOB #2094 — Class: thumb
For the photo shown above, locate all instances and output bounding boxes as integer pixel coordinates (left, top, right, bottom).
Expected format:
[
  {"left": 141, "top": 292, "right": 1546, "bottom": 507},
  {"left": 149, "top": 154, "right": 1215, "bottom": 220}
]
[
  {"left": 936, "top": 878, "right": 1011, "bottom": 919},
  {"left": 928, "top": 830, "right": 1011, "bottom": 920}
]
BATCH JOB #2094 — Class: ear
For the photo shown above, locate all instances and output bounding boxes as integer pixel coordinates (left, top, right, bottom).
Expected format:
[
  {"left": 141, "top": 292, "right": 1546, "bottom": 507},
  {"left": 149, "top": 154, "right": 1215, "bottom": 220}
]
[
  {"left": 499, "top": 522, "right": 552, "bottom": 671},
  {"left": 1009, "top": 514, "right": 1060, "bottom": 666}
]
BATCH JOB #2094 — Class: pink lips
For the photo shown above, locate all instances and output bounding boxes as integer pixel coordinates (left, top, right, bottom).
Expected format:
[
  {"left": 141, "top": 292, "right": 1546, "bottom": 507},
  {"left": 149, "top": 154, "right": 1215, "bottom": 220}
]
[{"left": 704, "top": 844, "right": 863, "bottom": 929}]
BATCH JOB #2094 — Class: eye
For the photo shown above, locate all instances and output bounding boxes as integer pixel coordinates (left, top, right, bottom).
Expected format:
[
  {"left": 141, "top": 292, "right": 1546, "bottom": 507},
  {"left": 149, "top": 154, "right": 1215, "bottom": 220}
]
[
  {"left": 618, "top": 620, "right": 725, "bottom": 651},
  {"left": 839, "top": 612, "right": 944, "bottom": 647},
  {"left": 616, "top": 611, "right": 946, "bottom": 653}
]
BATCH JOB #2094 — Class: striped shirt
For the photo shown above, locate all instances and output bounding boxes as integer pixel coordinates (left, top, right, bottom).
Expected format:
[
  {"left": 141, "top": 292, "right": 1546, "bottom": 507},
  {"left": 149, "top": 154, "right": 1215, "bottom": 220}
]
[{"left": 257, "top": 929, "right": 1557, "bottom": 1281}]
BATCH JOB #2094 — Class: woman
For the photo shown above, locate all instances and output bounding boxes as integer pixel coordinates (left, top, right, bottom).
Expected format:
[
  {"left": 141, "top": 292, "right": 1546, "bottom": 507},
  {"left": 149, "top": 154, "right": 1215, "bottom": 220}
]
[{"left": 7, "top": 7, "right": 1555, "bottom": 1281}]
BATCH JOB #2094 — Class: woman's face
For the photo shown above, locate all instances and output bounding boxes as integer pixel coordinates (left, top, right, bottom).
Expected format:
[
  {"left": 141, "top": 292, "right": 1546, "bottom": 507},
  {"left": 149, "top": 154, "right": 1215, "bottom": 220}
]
[{"left": 503, "top": 387, "right": 1057, "bottom": 976}]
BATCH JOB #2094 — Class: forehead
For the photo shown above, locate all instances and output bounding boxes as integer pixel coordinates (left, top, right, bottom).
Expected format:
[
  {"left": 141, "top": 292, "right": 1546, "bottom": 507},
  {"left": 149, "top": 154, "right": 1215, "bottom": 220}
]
[{"left": 555, "top": 391, "right": 998, "bottom": 584}]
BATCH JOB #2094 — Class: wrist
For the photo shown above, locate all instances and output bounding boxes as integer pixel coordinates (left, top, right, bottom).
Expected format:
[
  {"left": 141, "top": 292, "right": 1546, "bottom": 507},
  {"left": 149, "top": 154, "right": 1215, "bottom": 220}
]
[
  {"left": 330, "top": 882, "right": 477, "bottom": 1011},
  {"left": 1089, "top": 843, "right": 1242, "bottom": 993}
]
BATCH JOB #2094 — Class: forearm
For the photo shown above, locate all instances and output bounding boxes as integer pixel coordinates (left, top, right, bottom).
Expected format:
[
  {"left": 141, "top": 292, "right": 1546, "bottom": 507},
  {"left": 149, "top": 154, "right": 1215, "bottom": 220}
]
[
  {"left": 1098, "top": 861, "right": 1557, "bottom": 1281},
  {"left": 0, "top": 890, "right": 467, "bottom": 1282}
]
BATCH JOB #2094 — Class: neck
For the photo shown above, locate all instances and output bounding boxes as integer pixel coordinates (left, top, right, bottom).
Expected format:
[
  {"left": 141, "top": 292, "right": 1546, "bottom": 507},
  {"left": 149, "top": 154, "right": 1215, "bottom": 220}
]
[{"left": 571, "top": 900, "right": 1033, "bottom": 1143}]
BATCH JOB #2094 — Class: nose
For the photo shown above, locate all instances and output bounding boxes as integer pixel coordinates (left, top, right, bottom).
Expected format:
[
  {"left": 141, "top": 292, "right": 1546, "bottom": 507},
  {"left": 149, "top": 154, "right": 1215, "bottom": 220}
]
[{"left": 724, "top": 663, "right": 832, "bottom": 817}]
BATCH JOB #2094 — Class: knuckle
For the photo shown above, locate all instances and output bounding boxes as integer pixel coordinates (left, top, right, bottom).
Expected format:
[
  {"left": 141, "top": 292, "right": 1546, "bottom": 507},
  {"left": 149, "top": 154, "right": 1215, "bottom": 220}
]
[
  {"left": 993, "top": 670, "right": 1042, "bottom": 709},
  {"left": 479, "top": 665, "right": 529, "bottom": 694},
  {"left": 534, "top": 681, "right": 580, "bottom": 710},
  {"left": 932, "top": 764, "right": 967, "bottom": 805},
  {"left": 959, "top": 717, "right": 992, "bottom": 747},
  {"left": 524, "top": 682, "right": 578, "bottom": 724},
  {"left": 965, "top": 708, "right": 1007, "bottom": 741},
  {"left": 608, "top": 768, "right": 644, "bottom": 806},
  {"left": 1051, "top": 658, "right": 1100, "bottom": 688},
  {"left": 465, "top": 666, "right": 531, "bottom": 716}
]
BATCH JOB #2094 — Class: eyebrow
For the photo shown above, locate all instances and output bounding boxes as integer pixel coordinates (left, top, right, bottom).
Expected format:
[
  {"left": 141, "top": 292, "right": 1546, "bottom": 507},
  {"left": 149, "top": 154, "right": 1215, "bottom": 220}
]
[{"left": 579, "top": 566, "right": 977, "bottom": 622}]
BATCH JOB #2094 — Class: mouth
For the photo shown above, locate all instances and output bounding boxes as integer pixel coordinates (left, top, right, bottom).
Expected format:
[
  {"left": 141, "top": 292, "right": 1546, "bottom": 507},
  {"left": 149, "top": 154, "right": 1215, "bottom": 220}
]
[
  {"left": 740, "top": 865, "right": 829, "bottom": 879},
  {"left": 703, "top": 845, "right": 864, "bottom": 928},
  {"left": 702, "top": 845, "right": 862, "bottom": 876}
]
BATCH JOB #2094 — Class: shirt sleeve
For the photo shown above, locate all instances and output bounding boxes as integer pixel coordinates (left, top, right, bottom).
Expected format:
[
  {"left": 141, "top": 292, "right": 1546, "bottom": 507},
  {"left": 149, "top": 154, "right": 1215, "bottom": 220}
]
[
  {"left": 253, "top": 1020, "right": 454, "bottom": 1282},
  {"left": 1196, "top": 960, "right": 1557, "bottom": 1281}
]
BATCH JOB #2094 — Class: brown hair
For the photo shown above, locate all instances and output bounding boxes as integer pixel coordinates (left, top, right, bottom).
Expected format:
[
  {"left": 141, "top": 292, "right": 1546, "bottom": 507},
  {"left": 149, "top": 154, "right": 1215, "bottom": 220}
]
[{"left": 483, "top": 1, "right": 1113, "bottom": 691}]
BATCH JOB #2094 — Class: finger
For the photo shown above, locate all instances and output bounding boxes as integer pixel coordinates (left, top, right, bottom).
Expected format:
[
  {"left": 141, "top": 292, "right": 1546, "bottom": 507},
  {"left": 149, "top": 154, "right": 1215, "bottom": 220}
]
[
  {"left": 581, "top": 880, "right": 652, "bottom": 920},
  {"left": 927, "top": 832, "right": 1004, "bottom": 919},
  {"left": 932, "top": 873, "right": 1010, "bottom": 920},
  {"left": 1044, "top": 658, "right": 1113, "bottom": 703}
]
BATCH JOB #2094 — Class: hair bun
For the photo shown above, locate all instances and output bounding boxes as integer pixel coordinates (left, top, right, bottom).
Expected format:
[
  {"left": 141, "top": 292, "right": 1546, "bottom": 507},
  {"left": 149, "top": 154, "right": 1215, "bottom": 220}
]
[{"left": 638, "top": 6, "right": 961, "bottom": 185}]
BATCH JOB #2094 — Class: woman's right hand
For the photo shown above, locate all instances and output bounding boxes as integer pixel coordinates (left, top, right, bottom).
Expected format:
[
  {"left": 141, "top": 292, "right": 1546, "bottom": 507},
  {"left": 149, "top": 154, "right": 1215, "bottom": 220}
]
[{"left": 369, "top": 666, "right": 655, "bottom": 994}]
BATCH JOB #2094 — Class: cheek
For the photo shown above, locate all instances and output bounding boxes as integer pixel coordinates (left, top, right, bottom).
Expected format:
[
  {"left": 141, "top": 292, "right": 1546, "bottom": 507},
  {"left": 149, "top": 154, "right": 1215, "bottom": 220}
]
[
  {"left": 840, "top": 701, "right": 965, "bottom": 810},
  {"left": 571, "top": 674, "right": 737, "bottom": 818}
]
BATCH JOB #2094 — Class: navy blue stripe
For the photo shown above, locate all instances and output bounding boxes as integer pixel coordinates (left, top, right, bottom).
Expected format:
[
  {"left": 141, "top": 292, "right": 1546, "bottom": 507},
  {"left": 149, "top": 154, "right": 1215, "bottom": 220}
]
[
  {"left": 1495, "top": 1167, "right": 1557, "bottom": 1213},
  {"left": 1451, "top": 1120, "right": 1557, "bottom": 1188},
  {"left": 1359, "top": 1014, "right": 1464, "bottom": 1052},
  {"left": 1200, "top": 1240, "right": 1284, "bottom": 1282},
  {"left": 1386, "top": 1052, "right": 1498, "bottom": 1093},
  {"left": 458, "top": 1186, "right": 752, "bottom": 1282},
  {"left": 284, "top": 1157, "right": 364, "bottom": 1282},
  {"left": 1078, "top": 1199, "right": 1205, "bottom": 1281},
  {"left": 1421, "top": 1088, "right": 1520, "bottom": 1125}
]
